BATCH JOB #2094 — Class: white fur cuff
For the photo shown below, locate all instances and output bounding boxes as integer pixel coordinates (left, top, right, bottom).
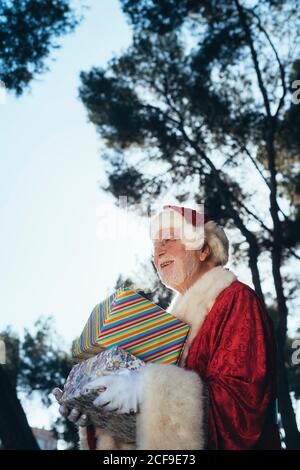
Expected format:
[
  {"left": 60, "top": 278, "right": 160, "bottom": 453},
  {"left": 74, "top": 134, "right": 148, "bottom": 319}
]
[{"left": 136, "top": 364, "right": 207, "bottom": 450}]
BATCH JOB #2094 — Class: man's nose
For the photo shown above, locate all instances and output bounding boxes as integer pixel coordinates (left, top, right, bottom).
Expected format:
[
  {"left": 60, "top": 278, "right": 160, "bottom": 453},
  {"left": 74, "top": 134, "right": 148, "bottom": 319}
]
[{"left": 154, "top": 244, "right": 167, "bottom": 259}]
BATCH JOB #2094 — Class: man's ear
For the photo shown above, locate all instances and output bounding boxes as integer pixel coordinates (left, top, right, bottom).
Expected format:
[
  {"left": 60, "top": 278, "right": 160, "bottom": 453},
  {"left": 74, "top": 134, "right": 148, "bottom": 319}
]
[{"left": 198, "top": 243, "right": 211, "bottom": 262}]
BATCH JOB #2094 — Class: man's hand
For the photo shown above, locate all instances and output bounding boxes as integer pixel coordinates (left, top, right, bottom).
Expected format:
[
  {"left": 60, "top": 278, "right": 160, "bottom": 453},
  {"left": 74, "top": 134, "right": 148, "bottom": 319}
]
[
  {"left": 85, "top": 369, "right": 144, "bottom": 415},
  {"left": 52, "top": 388, "right": 90, "bottom": 427}
]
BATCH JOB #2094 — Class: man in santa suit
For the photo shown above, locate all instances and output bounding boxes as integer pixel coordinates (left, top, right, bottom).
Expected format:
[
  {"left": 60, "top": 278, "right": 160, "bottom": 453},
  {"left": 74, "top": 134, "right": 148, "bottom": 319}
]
[{"left": 53, "top": 205, "right": 281, "bottom": 450}]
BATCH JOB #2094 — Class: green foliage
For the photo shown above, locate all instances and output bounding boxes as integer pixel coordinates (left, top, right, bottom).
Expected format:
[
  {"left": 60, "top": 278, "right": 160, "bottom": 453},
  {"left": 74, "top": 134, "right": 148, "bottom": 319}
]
[
  {"left": 79, "top": 0, "right": 300, "bottom": 268},
  {"left": 79, "top": 0, "right": 300, "bottom": 213},
  {"left": 0, "top": 317, "right": 78, "bottom": 449},
  {"left": 19, "top": 317, "right": 74, "bottom": 404},
  {"left": 120, "top": 0, "right": 292, "bottom": 35},
  {"left": 0, "top": 0, "right": 81, "bottom": 94}
]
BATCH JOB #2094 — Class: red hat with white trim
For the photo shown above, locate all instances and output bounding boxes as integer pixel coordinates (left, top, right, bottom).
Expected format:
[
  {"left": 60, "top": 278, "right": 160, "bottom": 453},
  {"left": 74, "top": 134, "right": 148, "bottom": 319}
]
[{"left": 150, "top": 204, "right": 229, "bottom": 266}]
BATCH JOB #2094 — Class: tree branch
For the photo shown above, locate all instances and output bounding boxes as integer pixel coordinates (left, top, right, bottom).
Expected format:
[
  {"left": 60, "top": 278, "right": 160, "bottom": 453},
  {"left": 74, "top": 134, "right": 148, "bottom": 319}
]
[
  {"left": 234, "top": 0, "right": 272, "bottom": 118},
  {"left": 249, "top": 9, "right": 287, "bottom": 118}
]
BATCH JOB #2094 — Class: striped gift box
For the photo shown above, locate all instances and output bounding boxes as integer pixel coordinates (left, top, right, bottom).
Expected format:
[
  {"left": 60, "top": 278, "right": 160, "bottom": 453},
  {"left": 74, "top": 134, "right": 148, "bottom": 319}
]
[{"left": 72, "top": 287, "right": 190, "bottom": 365}]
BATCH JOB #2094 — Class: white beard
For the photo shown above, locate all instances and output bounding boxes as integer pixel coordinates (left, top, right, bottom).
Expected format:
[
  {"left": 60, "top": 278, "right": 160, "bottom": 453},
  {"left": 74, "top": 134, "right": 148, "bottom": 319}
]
[{"left": 160, "top": 253, "right": 199, "bottom": 291}]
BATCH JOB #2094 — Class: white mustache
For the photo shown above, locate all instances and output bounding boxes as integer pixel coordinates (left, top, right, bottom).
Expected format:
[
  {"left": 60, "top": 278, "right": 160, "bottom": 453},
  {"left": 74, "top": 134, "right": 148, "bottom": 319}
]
[{"left": 159, "top": 259, "right": 175, "bottom": 269}]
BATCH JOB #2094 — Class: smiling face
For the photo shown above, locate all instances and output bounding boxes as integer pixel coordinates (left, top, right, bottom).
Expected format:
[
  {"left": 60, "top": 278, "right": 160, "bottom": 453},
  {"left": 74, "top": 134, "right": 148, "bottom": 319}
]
[{"left": 152, "top": 228, "right": 203, "bottom": 293}]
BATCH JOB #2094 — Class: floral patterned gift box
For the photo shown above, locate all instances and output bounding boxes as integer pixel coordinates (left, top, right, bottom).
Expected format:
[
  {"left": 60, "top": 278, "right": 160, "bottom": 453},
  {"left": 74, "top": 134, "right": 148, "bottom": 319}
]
[{"left": 61, "top": 347, "right": 145, "bottom": 443}]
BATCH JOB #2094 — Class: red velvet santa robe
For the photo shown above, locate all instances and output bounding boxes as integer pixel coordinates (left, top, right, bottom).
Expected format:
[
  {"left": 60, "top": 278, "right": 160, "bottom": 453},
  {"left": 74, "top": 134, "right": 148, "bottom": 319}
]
[
  {"left": 183, "top": 278, "right": 281, "bottom": 449},
  {"left": 79, "top": 266, "right": 281, "bottom": 450}
]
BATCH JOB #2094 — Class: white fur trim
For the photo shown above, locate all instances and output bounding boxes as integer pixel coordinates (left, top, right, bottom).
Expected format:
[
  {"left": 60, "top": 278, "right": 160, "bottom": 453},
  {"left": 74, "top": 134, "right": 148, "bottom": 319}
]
[
  {"left": 78, "top": 426, "right": 135, "bottom": 450},
  {"left": 168, "top": 266, "right": 237, "bottom": 367},
  {"left": 136, "top": 364, "right": 207, "bottom": 449},
  {"left": 78, "top": 363, "right": 207, "bottom": 451}
]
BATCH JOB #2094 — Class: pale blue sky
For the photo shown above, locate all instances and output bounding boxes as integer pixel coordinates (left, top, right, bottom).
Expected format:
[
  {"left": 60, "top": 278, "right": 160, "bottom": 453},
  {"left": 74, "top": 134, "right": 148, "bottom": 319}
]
[{"left": 0, "top": 0, "right": 155, "bottom": 346}]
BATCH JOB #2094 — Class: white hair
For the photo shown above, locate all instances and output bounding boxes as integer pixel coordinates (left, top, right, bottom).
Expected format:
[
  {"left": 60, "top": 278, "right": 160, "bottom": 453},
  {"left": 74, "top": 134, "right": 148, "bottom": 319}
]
[{"left": 201, "top": 221, "right": 229, "bottom": 266}]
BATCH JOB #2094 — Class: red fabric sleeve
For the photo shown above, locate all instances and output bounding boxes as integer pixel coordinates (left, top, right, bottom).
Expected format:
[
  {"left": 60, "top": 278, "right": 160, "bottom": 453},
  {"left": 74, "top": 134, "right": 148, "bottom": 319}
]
[{"left": 188, "top": 284, "right": 277, "bottom": 450}]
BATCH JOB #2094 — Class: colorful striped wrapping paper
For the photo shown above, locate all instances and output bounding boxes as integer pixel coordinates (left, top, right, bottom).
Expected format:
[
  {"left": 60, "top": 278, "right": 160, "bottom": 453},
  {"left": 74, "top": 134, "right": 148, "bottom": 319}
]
[{"left": 72, "top": 287, "right": 190, "bottom": 365}]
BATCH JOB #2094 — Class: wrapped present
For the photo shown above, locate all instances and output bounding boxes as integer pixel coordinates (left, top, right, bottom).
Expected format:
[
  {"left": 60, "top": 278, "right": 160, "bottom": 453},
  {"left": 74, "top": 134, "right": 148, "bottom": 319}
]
[
  {"left": 61, "top": 347, "right": 145, "bottom": 443},
  {"left": 72, "top": 287, "right": 190, "bottom": 364}
]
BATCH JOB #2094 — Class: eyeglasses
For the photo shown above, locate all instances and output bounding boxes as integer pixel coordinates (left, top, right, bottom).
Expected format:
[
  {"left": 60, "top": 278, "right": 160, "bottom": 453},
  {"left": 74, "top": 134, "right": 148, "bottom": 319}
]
[{"left": 152, "top": 237, "right": 178, "bottom": 253}]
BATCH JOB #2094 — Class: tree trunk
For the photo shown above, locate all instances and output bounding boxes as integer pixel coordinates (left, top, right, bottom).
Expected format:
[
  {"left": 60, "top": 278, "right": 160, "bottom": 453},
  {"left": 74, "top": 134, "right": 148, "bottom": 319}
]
[
  {"left": 271, "top": 207, "right": 300, "bottom": 449},
  {"left": 276, "top": 345, "right": 300, "bottom": 449},
  {"left": 234, "top": 0, "right": 300, "bottom": 448},
  {"left": 177, "top": 125, "right": 266, "bottom": 302},
  {"left": 0, "top": 366, "right": 39, "bottom": 450},
  {"left": 267, "top": 120, "right": 300, "bottom": 449}
]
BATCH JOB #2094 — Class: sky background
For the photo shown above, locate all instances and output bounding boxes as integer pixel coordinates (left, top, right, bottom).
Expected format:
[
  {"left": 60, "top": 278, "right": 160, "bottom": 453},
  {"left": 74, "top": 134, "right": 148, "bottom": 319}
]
[
  {"left": 0, "top": 0, "right": 141, "bottom": 345},
  {"left": 0, "top": 0, "right": 299, "bottom": 442}
]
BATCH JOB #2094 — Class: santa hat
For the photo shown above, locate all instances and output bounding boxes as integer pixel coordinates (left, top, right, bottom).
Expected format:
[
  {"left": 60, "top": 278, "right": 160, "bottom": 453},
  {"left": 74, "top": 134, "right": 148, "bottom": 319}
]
[{"left": 150, "top": 205, "right": 229, "bottom": 266}]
